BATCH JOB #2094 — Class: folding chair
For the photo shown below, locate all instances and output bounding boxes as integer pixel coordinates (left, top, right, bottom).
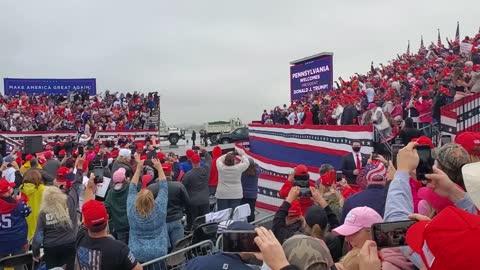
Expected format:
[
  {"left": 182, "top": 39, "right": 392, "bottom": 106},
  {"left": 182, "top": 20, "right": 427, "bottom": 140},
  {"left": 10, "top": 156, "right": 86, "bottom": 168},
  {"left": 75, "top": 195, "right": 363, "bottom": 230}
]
[
  {"left": 205, "top": 208, "right": 232, "bottom": 224},
  {"left": 209, "top": 195, "right": 217, "bottom": 212},
  {"left": 191, "top": 222, "right": 219, "bottom": 246},
  {"left": 173, "top": 234, "right": 193, "bottom": 252},
  {"left": 0, "top": 252, "right": 34, "bottom": 270},
  {"left": 191, "top": 215, "right": 207, "bottom": 232},
  {"left": 231, "top": 203, "right": 251, "bottom": 222}
]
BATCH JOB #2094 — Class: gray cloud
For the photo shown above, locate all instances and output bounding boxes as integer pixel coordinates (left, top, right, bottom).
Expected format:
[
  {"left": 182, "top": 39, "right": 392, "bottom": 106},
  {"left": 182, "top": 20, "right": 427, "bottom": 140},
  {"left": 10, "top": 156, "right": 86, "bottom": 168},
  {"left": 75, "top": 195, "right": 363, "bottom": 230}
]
[{"left": 1, "top": 0, "right": 478, "bottom": 125}]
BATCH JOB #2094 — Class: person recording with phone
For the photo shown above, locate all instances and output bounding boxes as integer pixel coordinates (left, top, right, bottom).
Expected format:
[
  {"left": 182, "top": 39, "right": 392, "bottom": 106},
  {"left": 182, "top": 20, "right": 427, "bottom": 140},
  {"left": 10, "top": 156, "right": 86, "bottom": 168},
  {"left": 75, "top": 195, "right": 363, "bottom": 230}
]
[
  {"left": 182, "top": 146, "right": 212, "bottom": 231},
  {"left": 126, "top": 155, "right": 169, "bottom": 267},
  {"left": 278, "top": 165, "right": 315, "bottom": 215},
  {"left": 215, "top": 149, "right": 250, "bottom": 211},
  {"left": 186, "top": 221, "right": 261, "bottom": 269},
  {"left": 383, "top": 142, "right": 478, "bottom": 269},
  {"left": 104, "top": 168, "right": 130, "bottom": 244},
  {"left": 31, "top": 154, "right": 85, "bottom": 270},
  {"left": 273, "top": 182, "right": 342, "bottom": 261}
]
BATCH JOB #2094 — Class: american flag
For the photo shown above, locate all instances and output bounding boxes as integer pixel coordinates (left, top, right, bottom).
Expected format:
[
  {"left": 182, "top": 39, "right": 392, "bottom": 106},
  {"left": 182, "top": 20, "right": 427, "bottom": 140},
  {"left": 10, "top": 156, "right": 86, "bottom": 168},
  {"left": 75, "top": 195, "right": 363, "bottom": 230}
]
[
  {"left": 420, "top": 35, "right": 425, "bottom": 50},
  {"left": 437, "top": 29, "right": 442, "bottom": 47},
  {"left": 364, "top": 161, "right": 387, "bottom": 182},
  {"left": 455, "top": 21, "right": 460, "bottom": 43}
]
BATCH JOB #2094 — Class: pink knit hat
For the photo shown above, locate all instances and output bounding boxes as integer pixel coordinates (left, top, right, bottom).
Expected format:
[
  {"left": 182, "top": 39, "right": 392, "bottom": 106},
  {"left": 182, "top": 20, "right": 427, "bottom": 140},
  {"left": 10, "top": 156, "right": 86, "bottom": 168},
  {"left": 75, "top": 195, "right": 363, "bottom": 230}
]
[
  {"left": 112, "top": 168, "right": 126, "bottom": 183},
  {"left": 417, "top": 187, "right": 454, "bottom": 213}
]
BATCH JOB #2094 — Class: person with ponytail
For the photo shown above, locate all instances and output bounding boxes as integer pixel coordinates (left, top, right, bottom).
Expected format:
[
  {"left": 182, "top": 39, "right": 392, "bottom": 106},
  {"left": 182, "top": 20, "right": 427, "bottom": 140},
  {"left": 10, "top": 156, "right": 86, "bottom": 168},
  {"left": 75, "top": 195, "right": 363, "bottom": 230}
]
[
  {"left": 31, "top": 155, "right": 85, "bottom": 270},
  {"left": 127, "top": 154, "right": 168, "bottom": 268}
]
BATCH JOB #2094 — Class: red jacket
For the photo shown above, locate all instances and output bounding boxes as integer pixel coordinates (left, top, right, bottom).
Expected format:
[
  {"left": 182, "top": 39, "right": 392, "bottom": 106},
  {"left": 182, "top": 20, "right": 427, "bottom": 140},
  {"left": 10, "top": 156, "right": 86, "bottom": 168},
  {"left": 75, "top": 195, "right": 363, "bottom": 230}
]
[
  {"left": 208, "top": 146, "right": 223, "bottom": 187},
  {"left": 303, "top": 110, "right": 313, "bottom": 125},
  {"left": 278, "top": 180, "right": 314, "bottom": 215},
  {"left": 414, "top": 100, "right": 433, "bottom": 123},
  {"left": 390, "top": 104, "right": 403, "bottom": 118}
]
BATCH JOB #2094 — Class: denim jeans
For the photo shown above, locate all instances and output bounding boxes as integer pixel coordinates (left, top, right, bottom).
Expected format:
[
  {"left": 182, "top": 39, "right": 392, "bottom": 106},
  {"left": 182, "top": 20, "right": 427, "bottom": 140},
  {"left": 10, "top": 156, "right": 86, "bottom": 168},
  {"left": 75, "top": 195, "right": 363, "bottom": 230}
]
[
  {"left": 167, "top": 219, "right": 184, "bottom": 250},
  {"left": 216, "top": 199, "right": 242, "bottom": 211},
  {"left": 240, "top": 198, "right": 256, "bottom": 223}
]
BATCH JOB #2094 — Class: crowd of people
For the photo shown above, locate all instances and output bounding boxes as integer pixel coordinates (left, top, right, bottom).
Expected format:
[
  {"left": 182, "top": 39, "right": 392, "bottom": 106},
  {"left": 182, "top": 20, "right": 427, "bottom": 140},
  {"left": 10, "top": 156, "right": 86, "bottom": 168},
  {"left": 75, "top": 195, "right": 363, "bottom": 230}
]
[
  {"left": 262, "top": 31, "right": 480, "bottom": 140},
  {"left": 1, "top": 125, "right": 480, "bottom": 269},
  {"left": 0, "top": 90, "right": 159, "bottom": 132},
  {"left": 1, "top": 31, "right": 480, "bottom": 270},
  {"left": 0, "top": 135, "right": 264, "bottom": 269}
]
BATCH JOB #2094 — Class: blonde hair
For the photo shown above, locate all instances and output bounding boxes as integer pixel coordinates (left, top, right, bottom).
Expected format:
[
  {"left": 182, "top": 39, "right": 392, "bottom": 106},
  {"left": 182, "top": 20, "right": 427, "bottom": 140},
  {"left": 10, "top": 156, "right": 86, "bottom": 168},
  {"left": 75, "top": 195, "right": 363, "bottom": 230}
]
[
  {"left": 135, "top": 189, "right": 155, "bottom": 218},
  {"left": 339, "top": 249, "right": 360, "bottom": 270},
  {"left": 23, "top": 170, "right": 43, "bottom": 187},
  {"left": 40, "top": 186, "right": 72, "bottom": 228}
]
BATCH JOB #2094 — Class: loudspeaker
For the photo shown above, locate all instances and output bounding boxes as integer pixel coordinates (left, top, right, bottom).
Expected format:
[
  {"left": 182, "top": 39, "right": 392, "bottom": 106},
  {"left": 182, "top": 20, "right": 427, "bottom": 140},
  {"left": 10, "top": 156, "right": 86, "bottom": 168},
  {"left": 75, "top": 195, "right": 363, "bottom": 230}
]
[
  {"left": 24, "top": 136, "right": 43, "bottom": 154},
  {"left": 0, "top": 140, "right": 6, "bottom": 157}
]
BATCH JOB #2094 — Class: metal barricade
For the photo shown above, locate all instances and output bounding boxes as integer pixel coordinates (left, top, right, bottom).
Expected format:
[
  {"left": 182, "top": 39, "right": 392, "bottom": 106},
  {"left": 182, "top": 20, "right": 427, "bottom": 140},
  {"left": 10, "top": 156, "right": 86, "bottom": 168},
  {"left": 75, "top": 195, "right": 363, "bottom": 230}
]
[
  {"left": 251, "top": 213, "right": 275, "bottom": 229},
  {"left": 142, "top": 240, "right": 215, "bottom": 270}
]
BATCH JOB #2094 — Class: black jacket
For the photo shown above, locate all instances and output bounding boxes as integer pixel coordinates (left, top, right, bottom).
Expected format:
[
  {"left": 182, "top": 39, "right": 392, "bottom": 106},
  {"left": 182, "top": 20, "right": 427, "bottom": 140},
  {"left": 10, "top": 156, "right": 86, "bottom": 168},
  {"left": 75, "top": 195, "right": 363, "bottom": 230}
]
[
  {"left": 340, "top": 153, "right": 369, "bottom": 184},
  {"left": 166, "top": 181, "right": 190, "bottom": 223},
  {"left": 272, "top": 201, "right": 342, "bottom": 261},
  {"left": 399, "top": 128, "right": 423, "bottom": 145},
  {"left": 341, "top": 105, "right": 358, "bottom": 125},
  {"left": 311, "top": 104, "right": 320, "bottom": 125},
  {"left": 182, "top": 153, "right": 212, "bottom": 205}
]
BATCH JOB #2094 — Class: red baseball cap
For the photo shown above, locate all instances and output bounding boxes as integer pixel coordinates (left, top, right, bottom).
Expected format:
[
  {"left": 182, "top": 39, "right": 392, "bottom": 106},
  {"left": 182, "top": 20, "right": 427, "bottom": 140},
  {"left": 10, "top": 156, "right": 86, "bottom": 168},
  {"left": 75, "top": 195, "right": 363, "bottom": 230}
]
[
  {"left": 294, "top": 164, "right": 309, "bottom": 176},
  {"left": 412, "top": 136, "right": 434, "bottom": 149},
  {"left": 157, "top": 152, "right": 166, "bottom": 160},
  {"left": 59, "top": 150, "right": 66, "bottom": 157},
  {"left": 454, "top": 131, "right": 480, "bottom": 155},
  {"left": 25, "top": 154, "right": 34, "bottom": 161},
  {"left": 141, "top": 174, "right": 154, "bottom": 189},
  {"left": 288, "top": 200, "right": 302, "bottom": 217},
  {"left": 186, "top": 150, "right": 195, "bottom": 159},
  {"left": 0, "top": 178, "right": 15, "bottom": 194},
  {"left": 44, "top": 151, "right": 53, "bottom": 159},
  {"left": 56, "top": 167, "right": 69, "bottom": 180},
  {"left": 162, "top": 162, "right": 172, "bottom": 175},
  {"left": 111, "top": 150, "right": 119, "bottom": 158},
  {"left": 406, "top": 206, "right": 480, "bottom": 270},
  {"left": 320, "top": 170, "right": 336, "bottom": 187},
  {"left": 191, "top": 154, "right": 201, "bottom": 164},
  {"left": 82, "top": 200, "right": 109, "bottom": 228}
]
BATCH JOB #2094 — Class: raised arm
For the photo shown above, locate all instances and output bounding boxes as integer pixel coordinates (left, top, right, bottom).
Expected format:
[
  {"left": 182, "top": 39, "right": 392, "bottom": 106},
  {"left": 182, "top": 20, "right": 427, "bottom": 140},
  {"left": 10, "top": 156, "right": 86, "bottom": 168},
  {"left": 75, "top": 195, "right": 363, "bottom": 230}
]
[
  {"left": 127, "top": 156, "right": 144, "bottom": 212},
  {"left": 235, "top": 149, "right": 250, "bottom": 171},
  {"left": 152, "top": 158, "right": 168, "bottom": 219},
  {"left": 67, "top": 155, "right": 86, "bottom": 208},
  {"left": 384, "top": 143, "right": 417, "bottom": 222}
]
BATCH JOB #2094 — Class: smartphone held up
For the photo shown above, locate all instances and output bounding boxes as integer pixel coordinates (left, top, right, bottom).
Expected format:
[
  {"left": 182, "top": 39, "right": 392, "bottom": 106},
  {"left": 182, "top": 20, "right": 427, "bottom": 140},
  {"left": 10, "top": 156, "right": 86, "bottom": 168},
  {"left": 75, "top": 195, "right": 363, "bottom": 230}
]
[
  {"left": 222, "top": 230, "right": 260, "bottom": 253},
  {"left": 415, "top": 145, "right": 434, "bottom": 181},
  {"left": 371, "top": 220, "right": 416, "bottom": 249}
]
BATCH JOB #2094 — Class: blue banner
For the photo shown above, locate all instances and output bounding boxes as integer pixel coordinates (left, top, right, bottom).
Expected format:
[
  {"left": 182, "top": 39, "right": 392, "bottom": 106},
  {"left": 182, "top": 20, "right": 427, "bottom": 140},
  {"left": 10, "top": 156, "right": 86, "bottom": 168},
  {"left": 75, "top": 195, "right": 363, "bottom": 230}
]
[
  {"left": 290, "top": 56, "right": 333, "bottom": 101},
  {"left": 3, "top": 78, "right": 96, "bottom": 96}
]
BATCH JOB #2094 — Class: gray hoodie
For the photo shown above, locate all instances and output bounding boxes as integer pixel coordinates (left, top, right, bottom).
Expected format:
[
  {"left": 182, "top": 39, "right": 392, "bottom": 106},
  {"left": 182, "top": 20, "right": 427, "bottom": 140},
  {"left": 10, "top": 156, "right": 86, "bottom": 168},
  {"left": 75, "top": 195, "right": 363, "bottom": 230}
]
[{"left": 32, "top": 169, "right": 83, "bottom": 257}]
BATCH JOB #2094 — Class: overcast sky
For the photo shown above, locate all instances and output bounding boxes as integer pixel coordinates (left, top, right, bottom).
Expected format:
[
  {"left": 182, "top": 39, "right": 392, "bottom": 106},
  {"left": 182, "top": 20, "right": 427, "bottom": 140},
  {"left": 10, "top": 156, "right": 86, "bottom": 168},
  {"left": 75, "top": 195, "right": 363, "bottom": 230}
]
[{"left": 1, "top": 0, "right": 478, "bottom": 125}]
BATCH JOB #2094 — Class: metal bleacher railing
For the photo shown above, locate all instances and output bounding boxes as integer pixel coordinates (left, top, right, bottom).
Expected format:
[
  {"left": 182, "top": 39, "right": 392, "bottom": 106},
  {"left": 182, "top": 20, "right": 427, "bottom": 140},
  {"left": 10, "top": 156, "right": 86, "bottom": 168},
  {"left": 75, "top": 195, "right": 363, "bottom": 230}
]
[
  {"left": 143, "top": 211, "right": 275, "bottom": 269},
  {"left": 141, "top": 240, "right": 215, "bottom": 269}
]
